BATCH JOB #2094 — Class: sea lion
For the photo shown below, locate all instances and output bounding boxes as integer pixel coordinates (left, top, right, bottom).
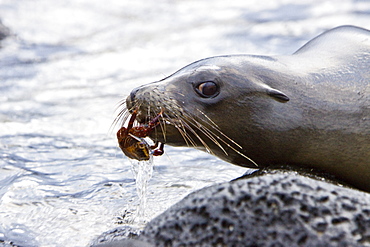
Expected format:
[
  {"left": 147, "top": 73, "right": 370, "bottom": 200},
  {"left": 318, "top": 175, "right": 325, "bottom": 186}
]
[{"left": 120, "top": 25, "right": 370, "bottom": 192}]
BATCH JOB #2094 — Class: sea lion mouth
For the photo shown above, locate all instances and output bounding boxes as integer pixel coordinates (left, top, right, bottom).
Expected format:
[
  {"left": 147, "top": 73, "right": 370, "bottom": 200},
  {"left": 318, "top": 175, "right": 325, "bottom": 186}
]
[
  {"left": 113, "top": 98, "right": 258, "bottom": 167},
  {"left": 113, "top": 82, "right": 258, "bottom": 166}
]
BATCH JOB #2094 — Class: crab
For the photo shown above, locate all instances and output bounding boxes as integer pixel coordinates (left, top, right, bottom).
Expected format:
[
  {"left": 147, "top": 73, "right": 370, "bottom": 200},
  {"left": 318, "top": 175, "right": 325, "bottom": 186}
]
[{"left": 117, "top": 110, "right": 164, "bottom": 161}]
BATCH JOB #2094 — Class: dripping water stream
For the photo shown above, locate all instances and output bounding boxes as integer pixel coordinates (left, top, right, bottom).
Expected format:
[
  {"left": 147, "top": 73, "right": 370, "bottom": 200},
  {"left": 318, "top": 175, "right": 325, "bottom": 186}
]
[{"left": 130, "top": 158, "right": 154, "bottom": 222}]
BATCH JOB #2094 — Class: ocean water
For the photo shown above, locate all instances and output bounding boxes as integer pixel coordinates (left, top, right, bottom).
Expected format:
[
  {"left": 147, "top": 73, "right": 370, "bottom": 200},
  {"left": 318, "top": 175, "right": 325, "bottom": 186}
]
[{"left": 0, "top": 0, "right": 369, "bottom": 246}]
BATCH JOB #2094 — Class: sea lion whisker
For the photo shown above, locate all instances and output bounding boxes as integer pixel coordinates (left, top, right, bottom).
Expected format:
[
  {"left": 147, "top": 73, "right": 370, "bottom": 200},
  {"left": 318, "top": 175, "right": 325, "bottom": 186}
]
[
  {"left": 180, "top": 111, "right": 227, "bottom": 145},
  {"left": 199, "top": 119, "right": 243, "bottom": 150},
  {"left": 182, "top": 111, "right": 258, "bottom": 167},
  {"left": 202, "top": 128, "right": 258, "bottom": 166},
  {"left": 195, "top": 109, "right": 244, "bottom": 150},
  {"left": 159, "top": 106, "right": 220, "bottom": 155},
  {"left": 172, "top": 91, "right": 186, "bottom": 97},
  {"left": 177, "top": 119, "right": 215, "bottom": 155},
  {"left": 128, "top": 103, "right": 141, "bottom": 113},
  {"left": 165, "top": 113, "right": 205, "bottom": 150},
  {"left": 111, "top": 101, "right": 143, "bottom": 132},
  {"left": 112, "top": 102, "right": 127, "bottom": 124},
  {"left": 185, "top": 117, "right": 229, "bottom": 156},
  {"left": 160, "top": 104, "right": 205, "bottom": 149},
  {"left": 175, "top": 124, "right": 198, "bottom": 148},
  {"left": 147, "top": 105, "right": 154, "bottom": 122},
  {"left": 157, "top": 112, "right": 168, "bottom": 143},
  {"left": 170, "top": 117, "right": 197, "bottom": 147},
  {"left": 195, "top": 109, "right": 220, "bottom": 129},
  {"left": 110, "top": 107, "right": 130, "bottom": 133},
  {"left": 163, "top": 114, "right": 196, "bottom": 148},
  {"left": 114, "top": 98, "right": 127, "bottom": 110}
]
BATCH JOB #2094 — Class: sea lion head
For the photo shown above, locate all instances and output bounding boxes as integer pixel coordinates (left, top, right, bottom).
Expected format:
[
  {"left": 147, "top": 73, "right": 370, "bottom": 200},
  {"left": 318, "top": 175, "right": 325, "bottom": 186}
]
[
  {"left": 117, "top": 26, "right": 370, "bottom": 192},
  {"left": 121, "top": 55, "right": 290, "bottom": 167}
]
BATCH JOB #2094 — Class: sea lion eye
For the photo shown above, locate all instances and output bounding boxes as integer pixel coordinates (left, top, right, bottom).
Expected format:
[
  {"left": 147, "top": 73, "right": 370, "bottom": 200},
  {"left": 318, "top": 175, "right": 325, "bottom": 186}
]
[{"left": 195, "top": 81, "right": 219, "bottom": 98}]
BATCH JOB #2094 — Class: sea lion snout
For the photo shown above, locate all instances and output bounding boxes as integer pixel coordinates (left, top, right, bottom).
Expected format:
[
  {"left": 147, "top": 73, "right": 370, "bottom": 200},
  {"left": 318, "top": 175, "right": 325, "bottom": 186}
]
[
  {"left": 126, "top": 85, "right": 151, "bottom": 113},
  {"left": 125, "top": 85, "right": 156, "bottom": 118},
  {"left": 128, "top": 86, "right": 140, "bottom": 106},
  {"left": 125, "top": 82, "right": 179, "bottom": 123}
]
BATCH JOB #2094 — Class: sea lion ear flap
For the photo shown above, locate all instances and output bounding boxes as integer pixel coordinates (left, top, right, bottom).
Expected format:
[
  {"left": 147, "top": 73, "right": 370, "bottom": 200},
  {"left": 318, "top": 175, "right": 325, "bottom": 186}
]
[{"left": 266, "top": 87, "right": 290, "bottom": 103}]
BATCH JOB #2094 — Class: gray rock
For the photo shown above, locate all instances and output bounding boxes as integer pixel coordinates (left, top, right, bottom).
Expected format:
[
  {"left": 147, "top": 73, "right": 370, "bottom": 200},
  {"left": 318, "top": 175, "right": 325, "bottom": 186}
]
[
  {"left": 92, "top": 239, "right": 153, "bottom": 247},
  {"left": 138, "top": 170, "right": 370, "bottom": 247},
  {"left": 91, "top": 226, "right": 144, "bottom": 247}
]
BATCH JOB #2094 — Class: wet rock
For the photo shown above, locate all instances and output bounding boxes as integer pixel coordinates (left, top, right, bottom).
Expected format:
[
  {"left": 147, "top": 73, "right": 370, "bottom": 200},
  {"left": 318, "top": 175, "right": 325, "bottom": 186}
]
[
  {"left": 92, "top": 239, "right": 153, "bottom": 247},
  {"left": 91, "top": 226, "right": 151, "bottom": 247},
  {"left": 137, "top": 170, "right": 370, "bottom": 246}
]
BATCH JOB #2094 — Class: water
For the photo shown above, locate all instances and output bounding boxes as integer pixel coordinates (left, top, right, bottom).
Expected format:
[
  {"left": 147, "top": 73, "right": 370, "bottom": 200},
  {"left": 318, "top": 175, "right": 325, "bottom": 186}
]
[
  {"left": 131, "top": 159, "right": 154, "bottom": 221},
  {"left": 0, "top": 0, "right": 369, "bottom": 246}
]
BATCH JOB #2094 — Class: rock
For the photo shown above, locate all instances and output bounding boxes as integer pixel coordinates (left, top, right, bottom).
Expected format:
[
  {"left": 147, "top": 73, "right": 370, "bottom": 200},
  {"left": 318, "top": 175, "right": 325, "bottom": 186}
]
[
  {"left": 137, "top": 169, "right": 370, "bottom": 246},
  {"left": 92, "top": 239, "right": 153, "bottom": 247},
  {"left": 91, "top": 226, "right": 144, "bottom": 247}
]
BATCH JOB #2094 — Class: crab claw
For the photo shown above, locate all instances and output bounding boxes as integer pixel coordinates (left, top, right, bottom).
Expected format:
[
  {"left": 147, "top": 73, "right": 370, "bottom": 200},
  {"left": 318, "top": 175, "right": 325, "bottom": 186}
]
[{"left": 152, "top": 143, "right": 165, "bottom": 156}]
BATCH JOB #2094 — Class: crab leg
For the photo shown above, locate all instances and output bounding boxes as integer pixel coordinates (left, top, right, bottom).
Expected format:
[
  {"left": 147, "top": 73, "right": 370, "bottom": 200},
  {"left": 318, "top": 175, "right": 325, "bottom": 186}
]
[
  {"left": 126, "top": 110, "right": 138, "bottom": 133},
  {"left": 149, "top": 109, "right": 163, "bottom": 125}
]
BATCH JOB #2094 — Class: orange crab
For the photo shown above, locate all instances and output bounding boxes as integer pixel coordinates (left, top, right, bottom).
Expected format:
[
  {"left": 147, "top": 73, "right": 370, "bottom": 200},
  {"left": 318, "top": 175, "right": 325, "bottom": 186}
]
[{"left": 117, "top": 110, "right": 164, "bottom": 161}]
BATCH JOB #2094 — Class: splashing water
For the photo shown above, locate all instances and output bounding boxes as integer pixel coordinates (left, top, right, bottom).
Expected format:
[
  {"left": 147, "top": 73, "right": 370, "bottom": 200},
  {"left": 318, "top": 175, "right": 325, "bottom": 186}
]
[{"left": 130, "top": 158, "right": 154, "bottom": 222}]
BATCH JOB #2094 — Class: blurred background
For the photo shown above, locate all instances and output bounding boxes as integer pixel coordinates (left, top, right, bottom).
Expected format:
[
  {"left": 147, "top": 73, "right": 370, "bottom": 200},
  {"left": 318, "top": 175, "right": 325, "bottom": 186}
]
[{"left": 0, "top": 0, "right": 369, "bottom": 246}]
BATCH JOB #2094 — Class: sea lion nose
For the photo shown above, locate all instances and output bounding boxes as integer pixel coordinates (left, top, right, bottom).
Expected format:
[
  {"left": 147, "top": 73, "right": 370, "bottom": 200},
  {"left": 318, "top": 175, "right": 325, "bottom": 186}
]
[
  {"left": 126, "top": 87, "right": 140, "bottom": 111},
  {"left": 129, "top": 87, "right": 140, "bottom": 102}
]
